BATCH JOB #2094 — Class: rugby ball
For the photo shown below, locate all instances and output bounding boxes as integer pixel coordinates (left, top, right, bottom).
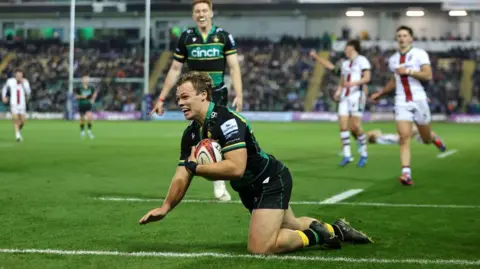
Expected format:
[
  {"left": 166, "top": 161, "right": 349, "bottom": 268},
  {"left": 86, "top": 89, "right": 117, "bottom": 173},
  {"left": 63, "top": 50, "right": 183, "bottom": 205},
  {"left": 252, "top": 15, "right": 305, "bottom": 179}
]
[{"left": 195, "top": 139, "right": 223, "bottom": 164}]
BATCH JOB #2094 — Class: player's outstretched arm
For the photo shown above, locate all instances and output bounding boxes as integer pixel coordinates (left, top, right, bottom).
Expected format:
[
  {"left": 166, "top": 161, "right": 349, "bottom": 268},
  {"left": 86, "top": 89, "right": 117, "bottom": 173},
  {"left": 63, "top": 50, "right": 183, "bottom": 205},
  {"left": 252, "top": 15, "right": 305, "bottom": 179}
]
[
  {"left": 227, "top": 54, "right": 243, "bottom": 112},
  {"left": 138, "top": 167, "right": 193, "bottom": 225},
  {"left": 186, "top": 147, "right": 247, "bottom": 181},
  {"left": 309, "top": 50, "right": 335, "bottom": 71},
  {"left": 151, "top": 60, "right": 184, "bottom": 115}
]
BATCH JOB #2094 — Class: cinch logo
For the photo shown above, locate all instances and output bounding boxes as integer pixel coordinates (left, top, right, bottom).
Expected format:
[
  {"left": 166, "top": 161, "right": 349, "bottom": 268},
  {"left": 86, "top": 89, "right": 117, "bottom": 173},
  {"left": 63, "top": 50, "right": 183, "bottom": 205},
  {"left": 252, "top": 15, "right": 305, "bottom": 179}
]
[{"left": 191, "top": 47, "right": 221, "bottom": 58}]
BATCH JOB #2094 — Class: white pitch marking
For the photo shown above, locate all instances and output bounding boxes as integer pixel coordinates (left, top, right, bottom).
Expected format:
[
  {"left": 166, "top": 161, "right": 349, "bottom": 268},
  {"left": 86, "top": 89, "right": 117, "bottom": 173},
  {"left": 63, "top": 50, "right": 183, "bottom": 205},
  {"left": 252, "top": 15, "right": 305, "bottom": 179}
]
[
  {"left": 437, "top": 149, "right": 458, "bottom": 159},
  {"left": 0, "top": 248, "right": 479, "bottom": 266},
  {"left": 319, "top": 189, "right": 364, "bottom": 204},
  {"left": 94, "top": 197, "right": 480, "bottom": 209}
]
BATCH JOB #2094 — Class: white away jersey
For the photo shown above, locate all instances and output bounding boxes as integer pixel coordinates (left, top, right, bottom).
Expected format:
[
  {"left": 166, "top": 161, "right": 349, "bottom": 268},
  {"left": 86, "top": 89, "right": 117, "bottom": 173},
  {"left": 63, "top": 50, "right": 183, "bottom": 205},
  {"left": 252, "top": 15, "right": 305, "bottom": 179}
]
[
  {"left": 340, "top": 55, "right": 371, "bottom": 97},
  {"left": 1, "top": 78, "right": 31, "bottom": 106},
  {"left": 388, "top": 47, "right": 430, "bottom": 103}
]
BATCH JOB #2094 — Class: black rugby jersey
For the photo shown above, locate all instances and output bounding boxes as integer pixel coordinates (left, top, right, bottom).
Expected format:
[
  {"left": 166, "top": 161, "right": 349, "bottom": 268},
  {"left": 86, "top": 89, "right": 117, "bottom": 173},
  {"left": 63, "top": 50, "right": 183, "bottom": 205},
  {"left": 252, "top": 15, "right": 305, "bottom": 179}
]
[
  {"left": 178, "top": 103, "right": 279, "bottom": 190},
  {"left": 173, "top": 26, "right": 237, "bottom": 88}
]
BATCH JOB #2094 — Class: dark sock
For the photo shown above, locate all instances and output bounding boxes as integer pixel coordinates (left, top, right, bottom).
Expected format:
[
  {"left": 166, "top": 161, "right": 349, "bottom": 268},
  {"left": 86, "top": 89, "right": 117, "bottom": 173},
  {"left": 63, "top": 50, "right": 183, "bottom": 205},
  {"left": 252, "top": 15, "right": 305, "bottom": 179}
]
[
  {"left": 302, "top": 229, "right": 321, "bottom": 246},
  {"left": 87, "top": 123, "right": 92, "bottom": 130},
  {"left": 80, "top": 124, "right": 85, "bottom": 131}
]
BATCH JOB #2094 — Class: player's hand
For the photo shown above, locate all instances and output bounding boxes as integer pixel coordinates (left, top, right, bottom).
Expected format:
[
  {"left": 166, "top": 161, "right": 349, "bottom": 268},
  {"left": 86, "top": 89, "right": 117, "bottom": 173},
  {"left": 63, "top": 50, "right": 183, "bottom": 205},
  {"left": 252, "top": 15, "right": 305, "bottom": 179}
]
[
  {"left": 333, "top": 91, "right": 341, "bottom": 102},
  {"left": 343, "top": 81, "right": 355, "bottom": 88},
  {"left": 232, "top": 96, "right": 243, "bottom": 112},
  {"left": 395, "top": 67, "right": 410, "bottom": 76},
  {"left": 150, "top": 100, "right": 165, "bottom": 116},
  {"left": 139, "top": 206, "right": 170, "bottom": 225},
  {"left": 369, "top": 92, "right": 382, "bottom": 103},
  {"left": 309, "top": 49, "right": 317, "bottom": 58},
  {"left": 2, "top": 97, "right": 8, "bottom": 104},
  {"left": 188, "top": 146, "right": 197, "bottom": 163}
]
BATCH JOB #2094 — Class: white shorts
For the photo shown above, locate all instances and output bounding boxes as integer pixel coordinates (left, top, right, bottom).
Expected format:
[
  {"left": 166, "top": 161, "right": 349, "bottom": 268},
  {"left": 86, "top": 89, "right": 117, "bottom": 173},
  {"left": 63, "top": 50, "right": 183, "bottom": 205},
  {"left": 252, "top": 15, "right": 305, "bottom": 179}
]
[
  {"left": 10, "top": 105, "right": 26, "bottom": 115},
  {"left": 338, "top": 91, "right": 364, "bottom": 117},
  {"left": 395, "top": 99, "right": 431, "bottom": 125}
]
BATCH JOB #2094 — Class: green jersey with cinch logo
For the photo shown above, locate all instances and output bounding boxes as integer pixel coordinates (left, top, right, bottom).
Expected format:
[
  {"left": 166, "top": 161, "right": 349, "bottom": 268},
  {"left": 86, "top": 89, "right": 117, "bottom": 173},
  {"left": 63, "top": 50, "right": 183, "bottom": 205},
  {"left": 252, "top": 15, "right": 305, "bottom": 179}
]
[{"left": 173, "top": 26, "right": 237, "bottom": 88}]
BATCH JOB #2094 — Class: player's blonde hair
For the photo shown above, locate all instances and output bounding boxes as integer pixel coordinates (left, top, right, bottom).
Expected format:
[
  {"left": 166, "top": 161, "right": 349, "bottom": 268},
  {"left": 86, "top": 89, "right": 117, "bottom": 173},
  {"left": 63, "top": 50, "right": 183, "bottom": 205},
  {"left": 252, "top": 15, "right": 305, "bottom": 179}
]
[
  {"left": 177, "top": 71, "right": 213, "bottom": 101},
  {"left": 192, "top": 0, "right": 212, "bottom": 10}
]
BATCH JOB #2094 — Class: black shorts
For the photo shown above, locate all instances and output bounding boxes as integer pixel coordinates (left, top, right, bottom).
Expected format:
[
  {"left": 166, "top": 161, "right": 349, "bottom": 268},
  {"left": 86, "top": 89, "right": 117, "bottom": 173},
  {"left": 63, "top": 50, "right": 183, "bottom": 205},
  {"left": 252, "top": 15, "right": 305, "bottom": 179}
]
[
  {"left": 237, "top": 161, "right": 292, "bottom": 213},
  {"left": 78, "top": 103, "right": 92, "bottom": 115},
  {"left": 212, "top": 85, "right": 228, "bottom": 106}
]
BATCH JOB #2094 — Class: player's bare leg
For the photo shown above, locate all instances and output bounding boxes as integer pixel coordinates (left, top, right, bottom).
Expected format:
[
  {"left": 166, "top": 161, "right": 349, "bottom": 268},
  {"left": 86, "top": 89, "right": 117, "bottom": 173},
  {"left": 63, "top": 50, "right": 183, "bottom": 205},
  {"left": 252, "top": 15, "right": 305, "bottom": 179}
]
[
  {"left": 350, "top": 116, "right": 368, "bottom": 167},
  {"left": 80, "top": 115, "right": 86, "bottom": 139},
  {"left": 339, "top": 116, "right": 353, "bottom": 166},
  {"left": 247, "top": 208, "right": 340, "bottom": 254},
  {"left": 12, "top": 114, "right": 23, "bottom": 142},
  {"left": 86, "top": 111, "right": 94, "bottom": 139},
  {"left": 415, "top": 123, "right": 446, "bottom": 152},
  {"left": 397, "top": 120, "right": 413, "bottom": 185}
]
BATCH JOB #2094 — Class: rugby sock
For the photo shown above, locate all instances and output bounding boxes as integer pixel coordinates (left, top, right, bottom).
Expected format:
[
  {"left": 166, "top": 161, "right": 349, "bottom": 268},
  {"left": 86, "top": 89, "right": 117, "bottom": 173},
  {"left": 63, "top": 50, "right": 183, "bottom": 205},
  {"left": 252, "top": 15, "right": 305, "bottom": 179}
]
[
  {"left": 80, "top": 124, "right": 85, "bottom": 131},
  {"left": 87, "top": 123, "right": 92, "bottom": 130},
  {"left": 15, "top": 131, "right": 21, "bottom": 139},
  {"left": 297, "top": 222, "right": 335, "bottom": 247},
  {"left": 341, "top": 131, "right": 351, "bottom": 157},
  {"left": 297, "top": 230, "right": 319, "bottom": 247},
  {"left": 432, "top": 134, "right": 445, "bottom": 149},
  {"left": 402, "top": 166, "right": 411, "bottom": 177},
  {"left": 357, "top": 133, "right": 368, "bottom": 157}
]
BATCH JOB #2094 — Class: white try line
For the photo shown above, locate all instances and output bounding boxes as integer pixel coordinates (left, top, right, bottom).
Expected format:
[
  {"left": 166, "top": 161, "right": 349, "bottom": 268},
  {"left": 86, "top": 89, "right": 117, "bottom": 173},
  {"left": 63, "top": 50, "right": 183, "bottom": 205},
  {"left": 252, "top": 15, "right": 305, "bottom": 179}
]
[
  {"left": 94, "top": 197, "right": 480, "bottom": 209},
  {"left": 1, "top": 248, "right": 479, "bottom": 266},
  {"left": 437, "top": 149, "right": 458, "bottom": 159},
  {"left": 320, "top": 189, "right": 364, "bottom": 204}
]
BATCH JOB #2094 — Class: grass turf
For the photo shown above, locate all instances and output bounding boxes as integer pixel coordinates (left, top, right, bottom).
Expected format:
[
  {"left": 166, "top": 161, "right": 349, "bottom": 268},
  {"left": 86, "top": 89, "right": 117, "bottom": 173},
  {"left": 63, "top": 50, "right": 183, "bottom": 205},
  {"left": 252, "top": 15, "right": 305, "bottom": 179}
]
[{"left": 1, "top": 120, "right": 479, "bottom": 269}]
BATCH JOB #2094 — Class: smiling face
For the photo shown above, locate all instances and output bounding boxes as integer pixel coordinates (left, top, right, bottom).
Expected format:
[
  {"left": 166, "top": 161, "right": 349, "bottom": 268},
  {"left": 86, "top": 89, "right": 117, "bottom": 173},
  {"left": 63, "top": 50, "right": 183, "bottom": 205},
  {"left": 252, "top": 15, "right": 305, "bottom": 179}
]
[
  {"left": 176, "top": 81, "right": 209, "bottom": 121},
  {"left": 192, "top": 2, "right": 213, "bottom": 30}
]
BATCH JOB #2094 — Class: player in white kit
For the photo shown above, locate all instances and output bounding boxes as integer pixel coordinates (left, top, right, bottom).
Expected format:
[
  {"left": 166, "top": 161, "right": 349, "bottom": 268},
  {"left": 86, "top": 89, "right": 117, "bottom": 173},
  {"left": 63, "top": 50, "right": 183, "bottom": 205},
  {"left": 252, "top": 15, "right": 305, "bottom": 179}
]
[
  {"left": 311, "top": 40, "right": 371, "bottom": 167},
  {"left": 1, "top": 69, "right": 31, "bottom": 142},
  {"left": 370, "top": 26, "right": 446, "bottom": 186}
]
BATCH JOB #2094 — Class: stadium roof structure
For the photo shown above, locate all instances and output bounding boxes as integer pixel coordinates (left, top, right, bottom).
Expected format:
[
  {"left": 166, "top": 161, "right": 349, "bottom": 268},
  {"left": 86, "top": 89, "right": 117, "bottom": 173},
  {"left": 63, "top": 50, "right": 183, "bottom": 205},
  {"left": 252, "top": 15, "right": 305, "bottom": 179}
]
[{"left": 0, "top": 0, "right": 449, "bottom": 14}]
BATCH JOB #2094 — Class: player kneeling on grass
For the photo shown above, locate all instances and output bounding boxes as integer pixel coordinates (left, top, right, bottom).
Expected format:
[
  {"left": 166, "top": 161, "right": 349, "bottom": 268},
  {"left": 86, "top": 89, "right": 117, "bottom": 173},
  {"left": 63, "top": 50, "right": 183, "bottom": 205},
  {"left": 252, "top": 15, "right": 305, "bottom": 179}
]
[
  {"left": 139, "top": 71, "right": 373, "bottom": 254},
  {"left": 75, "top": 74, "right": 97, "bottom": 139}
]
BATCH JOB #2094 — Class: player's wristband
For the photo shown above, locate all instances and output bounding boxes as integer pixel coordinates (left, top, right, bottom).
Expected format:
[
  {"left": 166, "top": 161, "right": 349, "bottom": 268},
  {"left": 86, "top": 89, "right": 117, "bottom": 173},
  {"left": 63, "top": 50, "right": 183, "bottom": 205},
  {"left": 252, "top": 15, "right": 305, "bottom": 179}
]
[{"left": 184, "top": 159, "right": 198, "bottom": 175}]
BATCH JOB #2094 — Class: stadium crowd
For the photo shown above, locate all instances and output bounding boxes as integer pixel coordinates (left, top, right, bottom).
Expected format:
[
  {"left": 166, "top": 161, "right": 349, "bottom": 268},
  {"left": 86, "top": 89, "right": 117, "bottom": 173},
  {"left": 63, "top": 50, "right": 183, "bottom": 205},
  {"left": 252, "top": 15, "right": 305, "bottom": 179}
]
[{"left": 1, "top": 37, "right": 479, "bottom": 114}]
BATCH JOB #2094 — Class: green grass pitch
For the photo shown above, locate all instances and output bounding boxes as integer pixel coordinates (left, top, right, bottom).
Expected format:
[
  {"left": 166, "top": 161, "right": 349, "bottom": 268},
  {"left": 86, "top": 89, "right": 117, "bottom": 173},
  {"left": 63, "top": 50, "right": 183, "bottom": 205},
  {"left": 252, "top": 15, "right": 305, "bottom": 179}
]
[{"left": 1, "top": 120, "right": 480, "bottom": 269}]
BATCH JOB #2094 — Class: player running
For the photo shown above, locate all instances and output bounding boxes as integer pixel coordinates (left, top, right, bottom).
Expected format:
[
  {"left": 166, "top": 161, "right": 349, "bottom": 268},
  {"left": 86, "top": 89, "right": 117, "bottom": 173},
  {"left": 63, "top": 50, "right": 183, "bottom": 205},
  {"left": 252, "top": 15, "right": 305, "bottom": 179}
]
[
  {"left": 1, "top": 69, "right": 31, "bottom": 142},
  {"left": 139, "top": 71, "right": 373, "bottom": 254},
  {"left": 310, "top": 40, "right": 371, "bottom": 167},
  {"left": 75, "top": 74, "right": 98, "bottom": 140},
  {"left": 370, "top": 26, "right": 446, "bottom": 186},
  {"left": 151, "top": 0, "right": 243, "bottom": 201}
]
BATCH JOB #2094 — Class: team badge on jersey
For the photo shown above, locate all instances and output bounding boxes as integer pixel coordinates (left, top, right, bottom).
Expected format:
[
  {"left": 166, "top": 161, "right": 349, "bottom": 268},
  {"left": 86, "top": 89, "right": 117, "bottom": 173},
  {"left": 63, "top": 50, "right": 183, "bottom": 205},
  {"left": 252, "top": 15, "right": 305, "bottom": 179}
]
[{"left": 213, "top": 36, "right": 219, "bottom": 42}]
